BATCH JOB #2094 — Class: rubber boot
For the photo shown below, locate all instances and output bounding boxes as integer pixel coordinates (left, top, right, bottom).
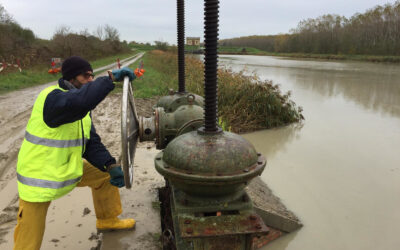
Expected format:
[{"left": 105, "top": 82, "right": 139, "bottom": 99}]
[
  {"left": 96, "top": 217, "right": 136, "bottom": 232},
  {"left": 78, "top": 161, "right": 136, "bottom": 232}
]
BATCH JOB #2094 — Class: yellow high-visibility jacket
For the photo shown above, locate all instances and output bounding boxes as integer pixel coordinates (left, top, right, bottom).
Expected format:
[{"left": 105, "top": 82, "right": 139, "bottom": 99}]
[{"left": 17, "top": 85, "right": 91, "bottom": 202}]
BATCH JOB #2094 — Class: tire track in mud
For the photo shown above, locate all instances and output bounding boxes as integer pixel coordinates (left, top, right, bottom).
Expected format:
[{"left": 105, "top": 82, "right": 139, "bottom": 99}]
[
  {"left": 0, "top": 52, "right": 145, "bottom": 192},
  {"left": 0, "top": 54, "right": 146, "bottom": 247},
  {"left": 0, "top": 109, "right": 31, "bottom": 178},
  {"left": 0, "top": 87, "right": 53, "bottom": 189},
  {"left": 0, "top": 83, "right": 49, "bottom": 245},
  {"left": 0, "top": 84, "right": 53, "bottom": 247}
]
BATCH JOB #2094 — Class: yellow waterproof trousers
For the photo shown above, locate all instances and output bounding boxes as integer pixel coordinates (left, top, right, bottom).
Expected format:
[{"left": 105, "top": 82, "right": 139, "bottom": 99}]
[{"left": 13, "top": 160, "right": 122, "bottom": 250}]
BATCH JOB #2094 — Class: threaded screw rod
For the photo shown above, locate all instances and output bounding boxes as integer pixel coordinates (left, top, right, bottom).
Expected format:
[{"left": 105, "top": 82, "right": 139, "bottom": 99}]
[
  {"left": 177, "top": 0, "right": 186, "bottom": 93},
  {"left": 203, "top": 0, "right": 219, "bottom": 132}
]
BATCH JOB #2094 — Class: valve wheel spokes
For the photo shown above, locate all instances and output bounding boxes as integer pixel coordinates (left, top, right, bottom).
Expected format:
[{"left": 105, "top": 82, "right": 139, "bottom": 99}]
[{"left": 121, "top": 76, "right": 139, "bottom": 189}]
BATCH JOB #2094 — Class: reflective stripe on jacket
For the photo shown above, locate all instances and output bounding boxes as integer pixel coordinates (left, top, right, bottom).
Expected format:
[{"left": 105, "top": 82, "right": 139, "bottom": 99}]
[{"left": 17, "top": 85, "right": 92, "bottom": 202}]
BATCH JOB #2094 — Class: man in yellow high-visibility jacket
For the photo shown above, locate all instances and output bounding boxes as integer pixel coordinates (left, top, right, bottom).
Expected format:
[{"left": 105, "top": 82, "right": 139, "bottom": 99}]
[{"left": 14, "top": 56, "right": 136, "bottom": 250}]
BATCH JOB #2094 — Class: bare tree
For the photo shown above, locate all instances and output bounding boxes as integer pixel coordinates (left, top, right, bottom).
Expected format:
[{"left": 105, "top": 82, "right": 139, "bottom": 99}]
[
  {"left": 103, "top": 24, "right": 120, "bottom": 41},
  {"left": 220, "top": 1, "right": 400, "bottom": 56},
  {"left": 79, "top": 28, "right": 90, "bottom": 37},
  {"left": 0, "top": 4, "right": 14, "bottom": 24},
  {"left": 94, "top": 25, "right": 104, "bottom": 40},
  {"left": 53, "top": 26, "right": 71, "bottom": 37}
]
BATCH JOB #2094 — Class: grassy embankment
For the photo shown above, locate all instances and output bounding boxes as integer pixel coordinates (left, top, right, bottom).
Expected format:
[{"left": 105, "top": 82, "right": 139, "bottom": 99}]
[
  {"left": 0, "top": 52, "right": 138, "bottom": 94},
  {"left": 130, "top": 44, "right": 155, "bottom": 51},
  {"left": 131, "top": 50, "right": 303, "bottom": 133},
  {"left": 219, "top": 46, "right": 400, "bottom": 63}
]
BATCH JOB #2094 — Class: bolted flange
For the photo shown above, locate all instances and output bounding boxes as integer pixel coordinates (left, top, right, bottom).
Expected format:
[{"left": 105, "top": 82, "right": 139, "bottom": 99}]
[
  {"left": 156, "top": 91, "right": 204, "bottom": 113},
  {"left": 139, "top": 116, "right": 156, "bottom": 141},
  {"left": 139, "top": 105, "right": 204, "bottom": 149}
]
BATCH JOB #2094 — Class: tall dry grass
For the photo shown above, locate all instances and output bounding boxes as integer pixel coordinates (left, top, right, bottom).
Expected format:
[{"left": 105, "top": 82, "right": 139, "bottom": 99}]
[{"left": 144, "top": 51, "right": 304, "bottom": 133}]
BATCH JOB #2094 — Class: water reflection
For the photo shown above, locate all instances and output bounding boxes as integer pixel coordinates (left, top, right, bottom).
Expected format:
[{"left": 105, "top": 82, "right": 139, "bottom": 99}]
[
  {"left": 243, "top": 123, "right": 303, "bottom": 159},
  {"left": 219, "top": 55, "right": 400, "bottom": 118},
  {"left": 288, "top": 67, "right": 400, "bottom": 118}
]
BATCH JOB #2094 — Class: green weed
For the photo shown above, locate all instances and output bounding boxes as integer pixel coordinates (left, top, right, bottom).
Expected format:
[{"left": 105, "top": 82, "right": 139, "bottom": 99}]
[
  {"left": 0, "top": 52, "right": 138, "bottom": 94},
  {"left": 133, "top": 51, "right": 304, "bottom": 132}
]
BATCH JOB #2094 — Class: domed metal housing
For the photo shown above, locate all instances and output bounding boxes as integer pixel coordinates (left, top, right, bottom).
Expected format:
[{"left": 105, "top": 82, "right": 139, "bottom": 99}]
[{"left": 155, "top": 129, "right": 266, "bottom": 198}]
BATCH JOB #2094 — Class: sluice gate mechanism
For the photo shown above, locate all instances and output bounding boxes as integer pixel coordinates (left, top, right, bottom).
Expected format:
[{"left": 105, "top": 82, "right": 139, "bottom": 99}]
[{"left": 120, "top": 0, "right": 302, "bottom": 249}]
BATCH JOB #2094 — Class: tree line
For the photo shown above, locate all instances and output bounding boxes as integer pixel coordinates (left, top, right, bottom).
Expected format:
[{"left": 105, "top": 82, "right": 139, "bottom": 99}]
[
  {"left": 0, "top": 4, "right": 130, "bottom": 67},
  {"left": 220, "top": 1, "right": 400, "bottom": 56}
]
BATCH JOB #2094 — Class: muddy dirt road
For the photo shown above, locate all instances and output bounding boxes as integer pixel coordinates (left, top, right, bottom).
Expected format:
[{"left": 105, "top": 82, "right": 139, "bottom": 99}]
[{"left": 0, "top": 53, "right": 165, "bottom": 249}]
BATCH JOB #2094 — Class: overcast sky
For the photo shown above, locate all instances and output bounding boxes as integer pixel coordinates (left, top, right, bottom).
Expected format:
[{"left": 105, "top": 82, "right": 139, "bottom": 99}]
[{"left": 0, "top": 0, "right": 396, "bottom": 44}]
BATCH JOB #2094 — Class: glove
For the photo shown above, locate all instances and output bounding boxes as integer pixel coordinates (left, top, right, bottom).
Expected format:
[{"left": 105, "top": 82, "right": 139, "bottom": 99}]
[
  {"left": 107, "top": 165, "right": 125, "bottom": 188},
  {"left": 111, "top": 67, "right": 136, "bottom": 81}
]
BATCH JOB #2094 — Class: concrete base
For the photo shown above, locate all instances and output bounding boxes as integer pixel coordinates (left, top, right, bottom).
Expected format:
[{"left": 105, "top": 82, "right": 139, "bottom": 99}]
[
  {"left": 246, "top": 177, "right": 302, "bottom": 249},
  {"left": 247, "top": 177, "right": 302, "bottom": 233}
]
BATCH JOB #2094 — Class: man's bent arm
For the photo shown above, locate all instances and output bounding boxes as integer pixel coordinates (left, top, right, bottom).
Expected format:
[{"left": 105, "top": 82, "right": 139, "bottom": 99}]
[{"left": 43, "top": 76, "right": 115, "bottom": 128}]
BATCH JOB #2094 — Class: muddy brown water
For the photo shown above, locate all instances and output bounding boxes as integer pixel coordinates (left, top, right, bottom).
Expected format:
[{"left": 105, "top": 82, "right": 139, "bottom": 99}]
[{"left": 218, "top": 55, "right": 400, "bottom": 250}]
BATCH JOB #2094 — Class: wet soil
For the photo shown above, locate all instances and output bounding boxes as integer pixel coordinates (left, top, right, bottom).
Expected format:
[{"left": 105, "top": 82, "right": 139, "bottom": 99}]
[
  {"left": 0, "top": 55, "right": 147, "bottom": 249},
  {"left": 0, "top": 84, "right": 163, "bottom": 249}
]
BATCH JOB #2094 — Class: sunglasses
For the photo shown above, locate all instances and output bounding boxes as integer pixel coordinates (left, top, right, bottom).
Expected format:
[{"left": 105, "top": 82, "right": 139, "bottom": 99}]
[{"left": 83, "top": 72, "right": 95, "bottom": 79}]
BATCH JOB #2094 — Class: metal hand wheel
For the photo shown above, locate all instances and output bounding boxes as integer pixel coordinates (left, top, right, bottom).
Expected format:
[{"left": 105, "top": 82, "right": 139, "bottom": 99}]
[{"left": 121, "top": 76, "right": 139, "bottom": 189}]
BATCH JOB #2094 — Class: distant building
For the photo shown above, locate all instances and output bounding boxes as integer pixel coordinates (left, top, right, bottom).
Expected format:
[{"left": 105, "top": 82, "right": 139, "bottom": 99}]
[{"left": 186, "top": 37, "right": 200, "bottom": 46}]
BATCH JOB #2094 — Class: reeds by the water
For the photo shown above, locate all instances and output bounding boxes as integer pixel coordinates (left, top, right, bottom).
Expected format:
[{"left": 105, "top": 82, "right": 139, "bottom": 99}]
[{"left": 142, "top": 51, "right": 304, "bottom": 133}]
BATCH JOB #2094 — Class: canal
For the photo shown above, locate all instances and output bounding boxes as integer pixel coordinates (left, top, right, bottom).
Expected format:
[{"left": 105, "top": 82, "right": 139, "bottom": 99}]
[{"left": 219, "top": 55, "right": 400, "bottom": 250}]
